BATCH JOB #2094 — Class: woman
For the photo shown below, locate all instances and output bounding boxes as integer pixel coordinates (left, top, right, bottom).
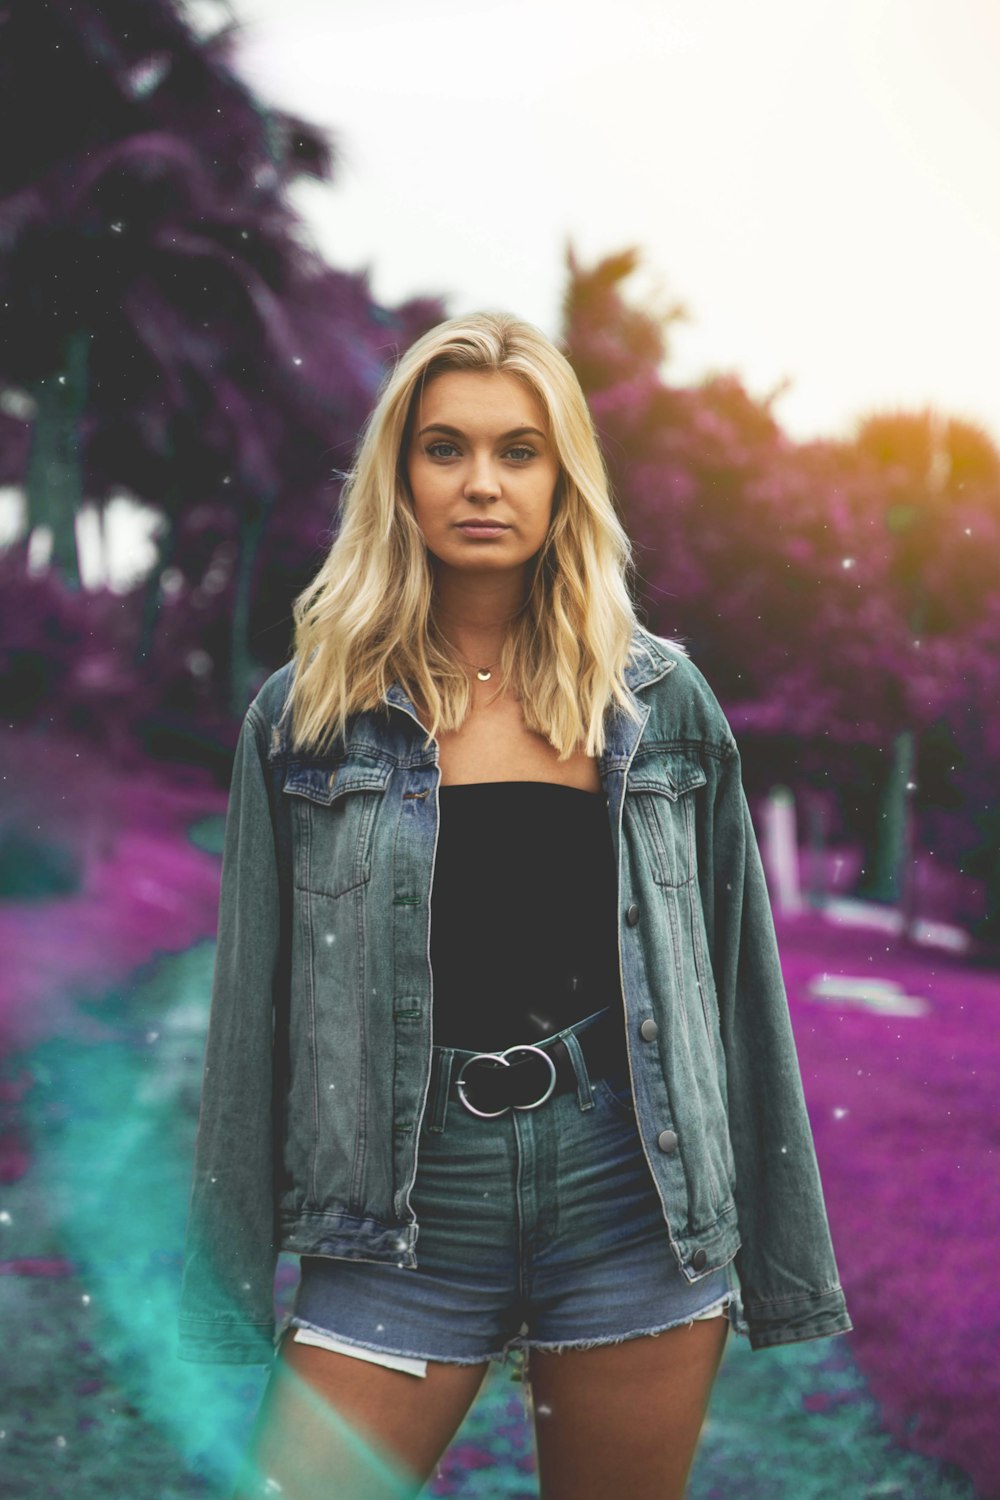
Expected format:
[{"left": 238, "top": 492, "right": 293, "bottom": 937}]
[{"left": 179, "top": 312, "right": 852, "bottom": 1500}]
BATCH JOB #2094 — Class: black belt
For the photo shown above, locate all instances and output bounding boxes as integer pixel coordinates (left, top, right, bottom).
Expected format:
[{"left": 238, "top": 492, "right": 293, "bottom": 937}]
[{"left": 435, "top": 1008, "right": 630, "bottom": 1119}]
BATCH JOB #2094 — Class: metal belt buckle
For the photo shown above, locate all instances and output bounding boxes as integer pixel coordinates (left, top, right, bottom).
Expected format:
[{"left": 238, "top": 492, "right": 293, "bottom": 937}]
[{"left": 455, "top": 1044, "right": 558, "bottom": 1119}]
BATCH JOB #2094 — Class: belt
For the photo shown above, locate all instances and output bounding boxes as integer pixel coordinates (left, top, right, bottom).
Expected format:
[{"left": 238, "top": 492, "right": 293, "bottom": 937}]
[{"left": 436, "top": 1008, "right": 630, "bottom": 1119}]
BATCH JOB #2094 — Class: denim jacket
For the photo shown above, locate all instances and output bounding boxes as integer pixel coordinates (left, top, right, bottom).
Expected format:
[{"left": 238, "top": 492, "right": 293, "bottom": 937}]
[{"left": 178, "top": 625, "right": 852, "bottom": 1362}]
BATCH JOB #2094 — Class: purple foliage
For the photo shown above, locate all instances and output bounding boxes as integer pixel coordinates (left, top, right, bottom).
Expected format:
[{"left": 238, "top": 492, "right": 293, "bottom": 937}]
[
  {"left": 778, "top": 908, "right": 1000, "bottom": 1496},
  {"left": 0, "top": 542, "right": 237, "bottom": 758},
  {"left": 0, "top": 0, "right": 446, "bottom": 750},
  {"left": 0, "top": 725, "right": 227, "bottom": 1054},
  {"left": 0, "top": 1256, "right": 76, "bottom": 1277},
  {"left": 563, "top": 248, "right": 1000, "bottom": 924}
]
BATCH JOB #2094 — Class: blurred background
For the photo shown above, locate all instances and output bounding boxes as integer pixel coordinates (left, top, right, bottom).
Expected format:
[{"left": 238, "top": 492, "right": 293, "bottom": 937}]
[{"left": 1, "top": 0, "right": 998, "bottom": 1496}]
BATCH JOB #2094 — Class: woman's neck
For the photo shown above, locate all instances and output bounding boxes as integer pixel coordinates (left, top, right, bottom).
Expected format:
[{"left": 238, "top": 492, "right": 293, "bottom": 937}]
[{"left": 432, "top": 583, "right": 527, "bottom": 663}]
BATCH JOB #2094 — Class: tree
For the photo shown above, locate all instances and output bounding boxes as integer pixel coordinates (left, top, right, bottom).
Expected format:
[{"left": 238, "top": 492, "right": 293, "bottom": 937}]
[
  {"left": 0, "top": 0, "right": 444, "bottom": 721},
  {"left": 561, "top": 246, "right": 1000, "bottom": 937},
  {"left": 849, "top": 407, "right": 1000, "bottom": 930}
]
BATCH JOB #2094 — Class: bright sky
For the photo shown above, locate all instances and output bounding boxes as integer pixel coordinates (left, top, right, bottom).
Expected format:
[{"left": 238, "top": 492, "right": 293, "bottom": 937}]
[{"left": 224, "top": 0, "right": 1000, "bottom": 449}]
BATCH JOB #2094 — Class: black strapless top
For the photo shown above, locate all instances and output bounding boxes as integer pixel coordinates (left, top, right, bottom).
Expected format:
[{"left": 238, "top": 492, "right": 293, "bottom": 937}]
[{"left": 429, "top": 781, "right": 624, "bottom": 1051}]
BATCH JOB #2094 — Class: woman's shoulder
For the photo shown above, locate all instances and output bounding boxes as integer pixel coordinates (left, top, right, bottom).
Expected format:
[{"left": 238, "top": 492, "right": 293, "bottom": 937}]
[{"left": 246, "top": 659, "right": 298, "bottom": 738}]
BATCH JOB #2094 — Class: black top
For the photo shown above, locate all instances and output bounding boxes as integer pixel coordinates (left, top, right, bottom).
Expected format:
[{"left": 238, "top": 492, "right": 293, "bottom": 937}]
[{"left": 429, "top": 780, "right": 624, "bottom": 1052}]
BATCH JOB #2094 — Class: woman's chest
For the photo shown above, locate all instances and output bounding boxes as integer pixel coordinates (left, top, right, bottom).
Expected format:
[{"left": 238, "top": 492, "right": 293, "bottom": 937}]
[{"left": 432, "top": 692, "right": 602, "bottom": 792}]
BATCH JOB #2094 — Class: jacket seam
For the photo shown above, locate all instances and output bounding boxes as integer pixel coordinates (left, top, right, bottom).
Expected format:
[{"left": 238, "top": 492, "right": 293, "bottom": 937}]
[
  {"left": 632, "top": 736, "right": 733, "bottom": 763},
  {"left": 746, "top": 1284, "right": 845, "bottom": 1308},
  {"left": 244, "top": 702, "right": 267, "bottom": 742}
]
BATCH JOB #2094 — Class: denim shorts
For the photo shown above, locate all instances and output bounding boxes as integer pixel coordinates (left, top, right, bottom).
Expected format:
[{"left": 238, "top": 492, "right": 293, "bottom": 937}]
[{"left": 286, "top": 1007, "right": 742, "bottom": 1379}]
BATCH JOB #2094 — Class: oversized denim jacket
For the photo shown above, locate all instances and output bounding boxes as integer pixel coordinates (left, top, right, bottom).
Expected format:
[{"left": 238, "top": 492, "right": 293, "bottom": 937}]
[{"left": 178, "top": 626, "right": 853, "bottom": 1362}]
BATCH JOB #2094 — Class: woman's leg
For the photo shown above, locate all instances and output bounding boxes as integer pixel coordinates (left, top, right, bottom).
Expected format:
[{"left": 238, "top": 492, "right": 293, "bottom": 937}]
[
  {"left": 231, "top": 1329, "right": 490, "bottom": 1500},
  {"left": 527, "top": 1313, "right": 729, "bottom": 1500}
]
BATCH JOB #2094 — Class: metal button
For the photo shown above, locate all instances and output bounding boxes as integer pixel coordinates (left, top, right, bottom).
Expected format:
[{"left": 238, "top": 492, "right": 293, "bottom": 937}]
[
  {"left": 691, "top": 1248, "right": 708, "bottom": 1271},
  {"left": 657, "top": 1129, "right": 678, "bottom": 1153},
  {"left": 640, "top": 1018, "right": 658, "bottom": 1041},
  {"left": 626, "top": 903, "right": 640, "bottom": 927}
]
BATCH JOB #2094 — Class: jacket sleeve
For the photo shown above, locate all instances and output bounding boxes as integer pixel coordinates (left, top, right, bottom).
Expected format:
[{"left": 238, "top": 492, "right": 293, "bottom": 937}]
[
  {"left": 702, "top": 741, "right": 853, "bottom": 1350},
  {"left": 177, "top": 703, "right": 281, "bottom": 1364}
]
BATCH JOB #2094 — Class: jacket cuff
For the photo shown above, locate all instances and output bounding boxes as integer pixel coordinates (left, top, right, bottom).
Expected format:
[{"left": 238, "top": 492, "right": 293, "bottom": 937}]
[
  {"left": 177, "top": 1316, "right": 276, "bottom": 1365},
  {"left": 742, "top": 1286, "right": 854, "bottom": 1352}
]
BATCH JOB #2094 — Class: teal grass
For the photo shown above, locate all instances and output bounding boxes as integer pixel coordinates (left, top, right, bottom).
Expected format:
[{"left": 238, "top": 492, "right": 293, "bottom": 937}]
[
  {"left": 185, "top": 813, "right": 227, "bottom": 858},
  {"left": 4, "top": 939, "right": 980, "bottom": 1499}
]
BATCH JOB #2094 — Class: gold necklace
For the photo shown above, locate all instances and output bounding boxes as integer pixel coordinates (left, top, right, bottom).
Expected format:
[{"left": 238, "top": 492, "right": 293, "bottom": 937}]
[
  {"left": 460, "top": 651, "right": 501, "bottom": 682},
  {"left": 440, "top": 635, "right": 501, "bottom": 681}
]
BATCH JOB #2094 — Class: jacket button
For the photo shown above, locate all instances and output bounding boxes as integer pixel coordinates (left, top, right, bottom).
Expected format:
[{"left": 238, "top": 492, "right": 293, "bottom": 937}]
[
  {"left": 657, "top": 1129, "right": 678, "bottom": 1153},
  {"left": 626, "top": 903, "right": 640, "bottom": 926},
  {"left": 640, "top": 1018, "right": 658, "bottom": 1041},
  {"left": 691, "top": 1248, "right": 707, "bottom": 1271}
]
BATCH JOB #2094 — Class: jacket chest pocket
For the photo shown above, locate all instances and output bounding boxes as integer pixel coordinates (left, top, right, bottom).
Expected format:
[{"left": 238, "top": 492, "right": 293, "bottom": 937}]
[
  {"left": 282, "top": 756, "right": 393, "bottom": 899},
  {"left": 625, "top": 751, "right": 707, "bottom": 889}
]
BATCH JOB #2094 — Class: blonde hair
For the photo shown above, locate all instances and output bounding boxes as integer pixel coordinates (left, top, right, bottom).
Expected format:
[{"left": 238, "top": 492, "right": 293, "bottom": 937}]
[{"left": 282, "top": 310, "right": 685, "bottom": 759}]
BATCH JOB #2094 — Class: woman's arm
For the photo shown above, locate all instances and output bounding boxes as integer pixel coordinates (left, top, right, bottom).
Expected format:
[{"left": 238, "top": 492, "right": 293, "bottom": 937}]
[{"left": 178, "top": 703, "right": 282, "bottom": 1363}]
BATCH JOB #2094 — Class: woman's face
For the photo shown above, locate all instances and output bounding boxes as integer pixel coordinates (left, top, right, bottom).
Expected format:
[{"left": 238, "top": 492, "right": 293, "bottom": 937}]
[{"left": 405, "top": 369, "right": 560, "bottom": 579}]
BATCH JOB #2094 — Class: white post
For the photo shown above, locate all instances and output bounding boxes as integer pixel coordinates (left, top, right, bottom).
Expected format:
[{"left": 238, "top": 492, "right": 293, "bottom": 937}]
[{"left": 761, "top": 785, "right": 803, "bottom": 916}]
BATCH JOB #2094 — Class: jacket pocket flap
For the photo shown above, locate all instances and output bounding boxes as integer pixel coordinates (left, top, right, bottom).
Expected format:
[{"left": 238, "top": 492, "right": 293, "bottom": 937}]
[
  {"left": 627, "top": 750, "right": 707, "bottom": 801},
  {"left": 282, "top": 757, "right": 393, "bottom": 806}
]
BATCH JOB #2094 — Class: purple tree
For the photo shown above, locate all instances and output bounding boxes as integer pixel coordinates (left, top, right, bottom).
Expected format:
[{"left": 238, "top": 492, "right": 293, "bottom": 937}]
[
  {"left": 0, "top": 0, "right": 443, "bottom": 729},
  {"left": 561, "top": 246, "right": 1000, "bottom": 938},
  {"left": 850, "top": 408, "right": 1000, "bottom": 936}
]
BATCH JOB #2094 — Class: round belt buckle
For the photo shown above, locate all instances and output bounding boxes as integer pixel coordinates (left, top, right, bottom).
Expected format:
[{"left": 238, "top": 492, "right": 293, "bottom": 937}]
[
  {"left": 456, "top": 1044, "right": 558, "bottom": 1118},
  {"left": 455, "top": 1052, "right": 510, "bottom": 1119},
  {"left": 505, "top": 1045, "right": 558, "bottom": 1110}
]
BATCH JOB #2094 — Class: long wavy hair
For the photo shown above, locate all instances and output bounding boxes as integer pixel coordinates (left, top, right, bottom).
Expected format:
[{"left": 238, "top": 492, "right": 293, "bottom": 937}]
[{"left": 281, "top": 310, "right": 686, "bottom": 759}]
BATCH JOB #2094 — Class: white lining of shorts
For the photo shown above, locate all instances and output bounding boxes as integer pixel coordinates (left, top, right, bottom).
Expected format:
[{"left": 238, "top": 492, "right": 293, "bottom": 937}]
[
  {"left": 690, "top": 1297, "right": 731, "bottom": 1322},
  {"left": 293, "top": 1326, "right": 429, "bottom": 1378}
]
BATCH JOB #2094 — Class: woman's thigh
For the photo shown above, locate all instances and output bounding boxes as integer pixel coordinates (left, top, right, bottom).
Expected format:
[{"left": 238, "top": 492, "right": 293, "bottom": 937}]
[
  {"left": 527, "top": 1314, "right": 730, "bottom": 1500},
  {"left": 231, "top": 1330, "right": 490, "bottom": 1500}
]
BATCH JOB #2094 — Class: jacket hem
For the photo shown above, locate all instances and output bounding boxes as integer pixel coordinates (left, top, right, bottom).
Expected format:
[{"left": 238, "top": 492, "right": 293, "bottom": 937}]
[
  {"left": 177, "top": 1318, "right": 277, "bottom": 1365},
  {"left": 746, "top": 1311, "right": 854, "bottom": 1351},
  {"left": 674, "top": 1206, "right": 740, "bottom": 1282},
  {"left": 739, "top": 1286, "right": 854, "bottom": 1351},
  {"left": 281, "top": 1211, "right": 418, "bottom": 1268}
]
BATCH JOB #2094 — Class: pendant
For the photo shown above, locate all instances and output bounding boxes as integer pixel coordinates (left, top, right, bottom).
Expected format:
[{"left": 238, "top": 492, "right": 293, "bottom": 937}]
[{"left": 477, "top": 668, "right": 492, "bottom": 681}]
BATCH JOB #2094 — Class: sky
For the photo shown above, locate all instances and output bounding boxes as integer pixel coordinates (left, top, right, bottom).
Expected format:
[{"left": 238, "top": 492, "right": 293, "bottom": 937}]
[{"left": 220, "top": 0, "right": 1000, "bottom": 449}]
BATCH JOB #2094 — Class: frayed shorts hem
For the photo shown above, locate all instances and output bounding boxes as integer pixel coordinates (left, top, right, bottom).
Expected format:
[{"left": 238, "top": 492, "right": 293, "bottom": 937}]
[
  {"left": 283, "top": 1293, "right": 739, "bottom": 1373},
  {"left": 518, "top": 1293, "right": 738, "bottom": 1355}
]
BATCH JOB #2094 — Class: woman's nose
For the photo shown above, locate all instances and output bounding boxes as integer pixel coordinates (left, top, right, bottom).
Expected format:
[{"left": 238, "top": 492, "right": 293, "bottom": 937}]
[{"left": 464, "top": 456, "right": 501, "bottom": 499}]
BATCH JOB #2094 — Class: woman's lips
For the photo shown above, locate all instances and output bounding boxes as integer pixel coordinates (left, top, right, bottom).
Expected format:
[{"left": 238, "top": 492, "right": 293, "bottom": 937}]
[{"left": 456, "top": 524, "right": 509, "bottom": 538}]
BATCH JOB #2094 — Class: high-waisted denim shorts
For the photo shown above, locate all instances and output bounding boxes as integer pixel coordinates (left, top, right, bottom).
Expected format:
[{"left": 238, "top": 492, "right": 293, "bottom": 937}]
[{"left": 285, "top": 1007, "right": 743, "bottom": 1379}]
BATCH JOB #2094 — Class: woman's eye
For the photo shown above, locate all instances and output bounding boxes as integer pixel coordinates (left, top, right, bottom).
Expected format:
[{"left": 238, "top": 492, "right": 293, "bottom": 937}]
[{"left": 424, "top": 441, "right": 535, "bottom": 462}]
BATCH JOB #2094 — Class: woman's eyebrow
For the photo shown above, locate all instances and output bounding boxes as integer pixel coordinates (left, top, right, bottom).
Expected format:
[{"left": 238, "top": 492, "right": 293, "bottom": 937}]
[{"left": 416, "top": 423, "right": 548, "bottom": 440}]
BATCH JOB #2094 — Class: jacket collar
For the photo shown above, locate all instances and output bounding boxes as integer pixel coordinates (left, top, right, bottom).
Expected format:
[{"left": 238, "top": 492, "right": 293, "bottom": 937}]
[{"left": 623, "top": 626, "right": 678, "bottom": 693}]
